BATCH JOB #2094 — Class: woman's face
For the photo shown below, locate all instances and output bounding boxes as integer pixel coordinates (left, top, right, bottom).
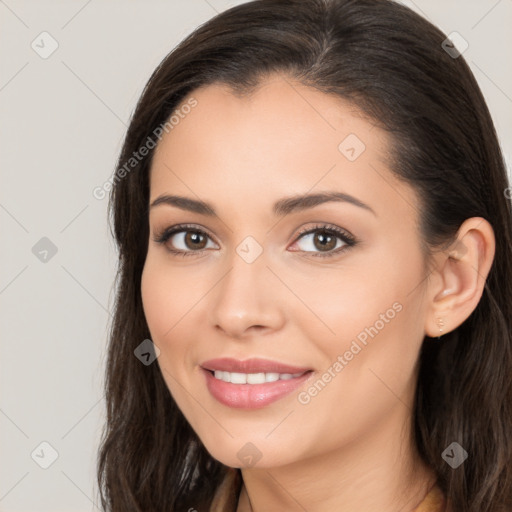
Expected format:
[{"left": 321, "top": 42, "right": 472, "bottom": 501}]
[{"left": 141, "top": 75, "right": 431, "bottom": 469}]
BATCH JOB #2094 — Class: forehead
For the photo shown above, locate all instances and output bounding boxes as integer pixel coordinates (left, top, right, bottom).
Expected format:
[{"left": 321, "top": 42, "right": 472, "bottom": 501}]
[
  {"left": 159, "top": 77, "right": 382, "bottom": 154},
  {"left": 149, "top": 76, "right": 415, "bottom": 223}
]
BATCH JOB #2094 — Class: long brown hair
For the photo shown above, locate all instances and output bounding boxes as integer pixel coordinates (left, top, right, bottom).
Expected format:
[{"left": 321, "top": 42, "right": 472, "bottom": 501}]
[{"left": 97, "top": 1, "right": 512, "bottom": 510}]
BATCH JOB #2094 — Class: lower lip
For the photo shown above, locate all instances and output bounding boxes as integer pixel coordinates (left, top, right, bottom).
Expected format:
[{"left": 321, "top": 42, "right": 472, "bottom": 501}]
[{"left": 201, "top": 368, "right": 313, "bottom": 409}]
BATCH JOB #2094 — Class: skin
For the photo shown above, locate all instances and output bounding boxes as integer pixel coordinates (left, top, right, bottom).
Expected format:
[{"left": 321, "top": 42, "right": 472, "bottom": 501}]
[{"left": 141, "top": 74, "right": 495, "bottom": 512}]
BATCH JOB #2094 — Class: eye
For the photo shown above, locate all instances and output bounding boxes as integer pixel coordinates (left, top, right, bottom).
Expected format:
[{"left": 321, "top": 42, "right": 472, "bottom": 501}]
[
  {"left": 153, "top": 224, "right": 217, "bottom": 257},
  {"left": 153, "top": 222, "right": 358, "bottom": 259},
  {"left": 290, "top": 223, "right": 357, "bottom": 258}
]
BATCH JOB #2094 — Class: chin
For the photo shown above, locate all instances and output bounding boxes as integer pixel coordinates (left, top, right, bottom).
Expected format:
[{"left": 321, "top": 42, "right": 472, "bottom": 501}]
[{"left": 199, "top": 434, "right": 302, "bottom": 470}]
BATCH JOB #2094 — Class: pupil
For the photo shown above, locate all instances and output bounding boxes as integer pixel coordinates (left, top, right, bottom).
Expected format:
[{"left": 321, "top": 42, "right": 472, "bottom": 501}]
[
  {"left": 316, "top": 231, "right": 335, "bottom": 250},
  {"left": 187, "top": 231, "right": 205, "bottom": 249}
]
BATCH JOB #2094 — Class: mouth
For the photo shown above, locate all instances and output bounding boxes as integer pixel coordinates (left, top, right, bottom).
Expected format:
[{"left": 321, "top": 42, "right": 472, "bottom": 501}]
[
  {"left": 201, "top": 357, "right": 312, "bottom": 375},
  {"left": 200, "top": 358, "right": 314, "bottom": 409},
  {"left": 206, "top": 369, "right": 310, "bottom": 384}
]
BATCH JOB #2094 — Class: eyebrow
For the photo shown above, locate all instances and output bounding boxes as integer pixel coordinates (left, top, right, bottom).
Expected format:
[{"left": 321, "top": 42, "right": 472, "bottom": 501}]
[{"left": 149, "top": 191, "right": 376, "bottom": 217}]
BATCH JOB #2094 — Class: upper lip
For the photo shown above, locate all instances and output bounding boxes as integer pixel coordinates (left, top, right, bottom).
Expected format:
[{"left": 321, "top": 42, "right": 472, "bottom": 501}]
[{"left": 201, "top": 358, "right": 312, "bottom": 374}]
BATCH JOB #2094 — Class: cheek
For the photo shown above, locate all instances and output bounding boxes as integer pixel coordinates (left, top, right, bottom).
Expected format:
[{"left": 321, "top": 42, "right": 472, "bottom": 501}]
[
  {"left": 141, "top": 262, "right": 169, "bottom": 340},
  {"left": 291, "top": 303, "right": 424, "bottom": 460},
  {"left": 140, "top": 259, "right": 194, "bottom": 389},
  {"left": 318, "top": 302, "right": 424, "bottom": 420},
  {"left": 140, "top": 259, "right": 201, "bottom": 414},
  {"left": 276, "top": 253, "right": 404, "bottom": 350},
  {"left": 317, "top": 240, "right": 424, "bottom": 343},
  {"left": 293, "top": 248, "right": 426, "bottom": 412},
  {"left": 141, "top": 256, "right": 201, "bottom": 341}
]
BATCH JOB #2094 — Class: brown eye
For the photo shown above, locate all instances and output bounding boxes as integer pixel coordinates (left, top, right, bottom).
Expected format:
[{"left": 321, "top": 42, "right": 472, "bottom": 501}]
[
  {"left": 154, "top": 224, "right": 217, "bottom": 256},
  {"left": 291, "top": 224, "right": 357, "bottom": 258},
  {"left": 183, "top": 231, "right": 208, "bottom": 250},
  {"left": 296, "top": 229, "right": 344, "bottom": 253},
  {"left": 312, "top": 231, "right": 338, "bottom": 252}
]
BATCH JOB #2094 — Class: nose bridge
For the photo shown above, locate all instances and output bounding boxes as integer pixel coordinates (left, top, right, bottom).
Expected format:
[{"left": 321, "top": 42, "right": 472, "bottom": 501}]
[{"left": 209, "top": 241, "right": 284, "bottom": 336}]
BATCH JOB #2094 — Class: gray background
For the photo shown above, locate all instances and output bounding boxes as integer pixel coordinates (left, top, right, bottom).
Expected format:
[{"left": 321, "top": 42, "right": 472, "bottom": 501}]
[{"left": 1, "top": 0, "right": 511, "bottom": 510}]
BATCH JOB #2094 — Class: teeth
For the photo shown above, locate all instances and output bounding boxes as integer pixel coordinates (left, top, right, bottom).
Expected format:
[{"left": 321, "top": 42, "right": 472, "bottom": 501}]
[{"left": 213, "top": 370, "right": 304, "bottom": 384}]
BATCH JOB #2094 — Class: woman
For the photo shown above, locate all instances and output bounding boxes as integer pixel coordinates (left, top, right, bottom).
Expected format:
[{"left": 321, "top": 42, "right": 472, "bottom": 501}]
[{"left": 97, "top": 1, "right": 512, "bottom": 511}]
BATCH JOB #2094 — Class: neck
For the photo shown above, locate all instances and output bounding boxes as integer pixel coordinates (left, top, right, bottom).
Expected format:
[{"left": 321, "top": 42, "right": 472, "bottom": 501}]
[{"left": 236, "top": 404, "right": 437, "bottom": 512}]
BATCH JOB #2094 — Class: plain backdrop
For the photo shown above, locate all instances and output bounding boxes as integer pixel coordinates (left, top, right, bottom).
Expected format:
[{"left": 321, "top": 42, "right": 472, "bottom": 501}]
[{"left": 1, "top": 0, "right": 511, "bottom": 510}]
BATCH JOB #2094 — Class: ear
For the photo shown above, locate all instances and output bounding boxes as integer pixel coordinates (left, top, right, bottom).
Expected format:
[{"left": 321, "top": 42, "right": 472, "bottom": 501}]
[{"left": 424, "top": 217, "right": 496, "bottom": 337}]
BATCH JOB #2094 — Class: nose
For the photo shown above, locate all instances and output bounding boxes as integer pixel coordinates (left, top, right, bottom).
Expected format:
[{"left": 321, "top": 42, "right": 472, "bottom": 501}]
[{"left": 208, "top": 251, "right": 286, "bottom": 339}]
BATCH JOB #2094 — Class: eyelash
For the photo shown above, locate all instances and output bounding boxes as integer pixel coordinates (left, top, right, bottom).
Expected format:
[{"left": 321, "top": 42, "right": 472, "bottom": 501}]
[{"left": 152, "top": 223, "right": 358, "bottom": 259}]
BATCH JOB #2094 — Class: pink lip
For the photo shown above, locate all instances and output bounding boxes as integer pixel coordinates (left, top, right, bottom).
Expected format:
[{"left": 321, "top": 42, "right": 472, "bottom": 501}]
[
  {"left": 201, "top": 357, "right": 311, "bottom": 374},
  {"left": 200, "top": 358, "right": 314, "bottom": 409}
]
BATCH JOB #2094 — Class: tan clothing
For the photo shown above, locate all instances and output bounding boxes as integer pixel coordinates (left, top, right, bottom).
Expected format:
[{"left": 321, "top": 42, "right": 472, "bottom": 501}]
[{"left": 412, "top": 483, "right": 450, "bottom": 512}]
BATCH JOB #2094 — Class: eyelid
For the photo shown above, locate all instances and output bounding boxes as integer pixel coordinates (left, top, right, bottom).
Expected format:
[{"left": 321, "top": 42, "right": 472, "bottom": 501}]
[
  {"left": 293, "top": 222, "right": 355, "bottom": 243},
  {"left": 153, "top": 222, "right": 357, "bottom": 258},
  {"left": 152, "top": 223, "right": 219, "bottom": 249},
  {"left": 290, "top": 223, "right": 357, "bottom": 258}
]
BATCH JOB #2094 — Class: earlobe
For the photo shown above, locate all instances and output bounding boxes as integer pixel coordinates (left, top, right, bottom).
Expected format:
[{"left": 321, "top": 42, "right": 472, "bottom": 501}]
[{"left": 424, "top": 217, "right": 496, "bottom": 338}]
